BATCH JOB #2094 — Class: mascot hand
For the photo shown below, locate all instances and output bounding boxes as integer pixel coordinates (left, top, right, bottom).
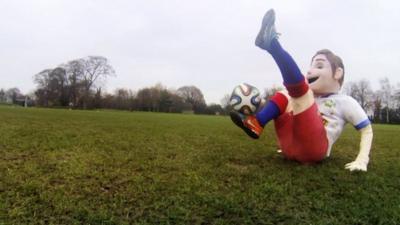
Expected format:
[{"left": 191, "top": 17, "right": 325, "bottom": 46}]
[{"left": 345, "top": 160, "right": 367, "bottom": 172}]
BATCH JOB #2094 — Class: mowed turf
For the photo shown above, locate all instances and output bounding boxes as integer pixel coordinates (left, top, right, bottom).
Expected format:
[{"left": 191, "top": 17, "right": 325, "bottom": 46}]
[{"left": 0, "top": 105, "right": 399, "bottom": 225}]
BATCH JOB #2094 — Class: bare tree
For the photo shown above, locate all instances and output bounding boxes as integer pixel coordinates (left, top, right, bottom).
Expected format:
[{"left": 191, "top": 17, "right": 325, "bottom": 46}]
[
  {"left": 93, "top": 88, "right": 103, "bottom": 109},
  {"left": 220, "top": 94, "right": 231, "bottom": 110},
  {"left": 0, "top": 89, "right": 5, "bottom": 102},
  {"left": 394, "top": 83, "right": 400, "bottom": 109},
  {"left": 371, "top": 91, "right": 383, "bottom": 123},
  {"left": 33, "top": 67, "right": 68, "bottom": 106},
  {"left": 177, "top": 85, "right": 206, "bottom": 113},
  {"left": 33, "top": 56, "right": 115, "bottom": 109},
  {"left": 80, "top": 56, "right": 116, "bottom": 109},
  {"left": 65, "top": 59, "right": 85, "bottom": 107},
  {"left": 5, "top": 87, "right": 22, "bottom": 104},
  {"left": 379, "top": 77, "right": 394, "bottom": 123},
  {"left": 50, "top": 67, "right": 68, "bottom": 106},
  {"left": 114, "top": 88, "right": 131, "bottom": 110},
  {"left": 136, "top": 87, "right": 153, "bottom": 111},
  {"left": 34, "top": 69, "right": 52, "bottom": 88},
  {"left": 344, "top": 79, "right": 373, "bottom": 111},
  {"left": 34, "top": 69, "right": 52, "bottom": 106}
]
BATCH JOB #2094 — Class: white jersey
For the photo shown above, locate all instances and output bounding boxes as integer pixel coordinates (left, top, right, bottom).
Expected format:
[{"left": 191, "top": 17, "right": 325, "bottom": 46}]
[{"left": 315, "top": 94, "right": 370, "bottom": 156}]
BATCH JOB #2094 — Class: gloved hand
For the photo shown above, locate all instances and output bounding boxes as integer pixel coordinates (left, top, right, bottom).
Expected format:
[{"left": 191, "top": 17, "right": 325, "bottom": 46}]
[
  {"left": 345, "top": 160, "right": 367, "bottom": 172},
  {"left": 345, "top": 125, "right": 373, "bottom": 172}
]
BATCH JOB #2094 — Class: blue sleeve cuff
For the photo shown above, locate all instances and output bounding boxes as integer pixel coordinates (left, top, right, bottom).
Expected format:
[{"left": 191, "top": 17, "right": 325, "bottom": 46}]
[{"left": 354, "top": 119, "right": 371, "bottom": 130}]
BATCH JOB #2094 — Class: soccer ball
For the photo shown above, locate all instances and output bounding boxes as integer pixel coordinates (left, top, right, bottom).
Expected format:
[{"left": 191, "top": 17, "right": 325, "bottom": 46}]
[{"left": 229, "top": 83, "right": 261, "bottom": 115}]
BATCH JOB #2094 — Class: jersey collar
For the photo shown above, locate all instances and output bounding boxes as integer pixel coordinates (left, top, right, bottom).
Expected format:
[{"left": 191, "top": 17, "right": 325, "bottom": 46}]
[{"left": 317, "top": 93, "right": 337, "bottom": 98}]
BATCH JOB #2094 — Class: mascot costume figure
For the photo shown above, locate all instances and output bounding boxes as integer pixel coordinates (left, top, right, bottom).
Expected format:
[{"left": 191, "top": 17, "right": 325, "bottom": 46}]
[{"left": 230, "top": 9, "right": 373, "bottom": 172}]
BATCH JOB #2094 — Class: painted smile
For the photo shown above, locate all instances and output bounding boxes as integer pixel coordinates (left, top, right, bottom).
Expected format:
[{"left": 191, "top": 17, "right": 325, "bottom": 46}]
[{"left": 308, "top": 76, "right": 319, "bottom": 84}]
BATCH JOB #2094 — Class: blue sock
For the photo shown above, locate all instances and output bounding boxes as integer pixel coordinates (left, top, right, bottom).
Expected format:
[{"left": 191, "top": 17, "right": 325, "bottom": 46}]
[
  {"left": 268, "top": 39, "right": 304, "bottom": 85},
  {"left": 256, "top": 100, "right": 280, "bottom": 127}
]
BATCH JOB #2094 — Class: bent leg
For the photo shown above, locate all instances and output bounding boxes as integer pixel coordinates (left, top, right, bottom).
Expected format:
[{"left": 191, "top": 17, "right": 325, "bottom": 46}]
[
  {"left": 292, "top": 89, "right": 314, "bottom": 115},
  {"left": 274, "top": 103, "right": 328, "bottom": 163},
  {"left": 256, "top": 91, "right": 289, "bottom": 126},
  {"left": 292, "top": 103, "right": 328, "bottom": 162},
  {"left": 267, "top": 39, "right": 309, "bottom": 98},
  {"left": 268, "top": 40, "right": 305, "bottom": 86},
  {"left": 274, "top": 112, "right": 295, "bottom": 160},
  {"left": 257, "top": 9, "right": 309, "bottom": 98}
]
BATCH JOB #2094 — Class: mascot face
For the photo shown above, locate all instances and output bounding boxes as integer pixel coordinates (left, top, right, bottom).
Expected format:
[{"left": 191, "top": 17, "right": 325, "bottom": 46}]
[{"left": 306, "top": 54, "right": 341, "bottom": 95}]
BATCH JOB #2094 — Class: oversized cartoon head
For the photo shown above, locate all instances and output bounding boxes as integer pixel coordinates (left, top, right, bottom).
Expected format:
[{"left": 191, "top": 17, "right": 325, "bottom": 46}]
[{"left": 306, "top": 49, "right": 345, "bottom": 96}]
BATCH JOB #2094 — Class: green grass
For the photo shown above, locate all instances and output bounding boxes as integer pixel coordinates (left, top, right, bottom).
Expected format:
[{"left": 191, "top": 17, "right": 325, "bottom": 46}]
[{"left": 0, "top": 105, "right": 399, "bottom": 225}]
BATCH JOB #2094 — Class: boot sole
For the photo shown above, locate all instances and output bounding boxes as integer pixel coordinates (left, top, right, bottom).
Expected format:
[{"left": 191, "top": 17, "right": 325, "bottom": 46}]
[
  {"left": 229, "top": 112, "right": 259, "bottom": 139},
  {"left": 255, "top": 9, "right": 276, "bottom": 49}
]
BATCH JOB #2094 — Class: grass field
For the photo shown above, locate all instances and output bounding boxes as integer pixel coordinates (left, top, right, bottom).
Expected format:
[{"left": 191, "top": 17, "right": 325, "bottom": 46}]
[{"left": 0, "top": 105, "right": 399, "bottom": 225}]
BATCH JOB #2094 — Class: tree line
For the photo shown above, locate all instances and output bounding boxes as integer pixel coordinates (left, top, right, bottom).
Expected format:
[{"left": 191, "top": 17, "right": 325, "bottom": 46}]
[
  {"left": 1, "top": 56, "right": 224, "bottom": 115},
  {"left": 344, "top": 78, "right": 400, "bottom": 124},
  {"left": 1, "top": 55, "right": 400, "bottom": 122}
]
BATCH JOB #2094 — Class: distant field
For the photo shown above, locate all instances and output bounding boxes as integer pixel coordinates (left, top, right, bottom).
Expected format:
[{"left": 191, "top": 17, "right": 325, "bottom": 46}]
[{"left": 1, "top": 105, "right": 399, "bottom": 225}]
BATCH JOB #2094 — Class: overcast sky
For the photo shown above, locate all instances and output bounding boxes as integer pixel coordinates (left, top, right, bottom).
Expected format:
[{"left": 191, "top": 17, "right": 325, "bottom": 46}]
[{"left": 1, "top": 0, "right": 399, "bottom": 104}]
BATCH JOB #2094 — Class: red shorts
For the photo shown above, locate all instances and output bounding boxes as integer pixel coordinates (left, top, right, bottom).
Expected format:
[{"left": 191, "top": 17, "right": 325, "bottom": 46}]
[{"left": 274, "top": 103, "right": 328, "bottom": 163}]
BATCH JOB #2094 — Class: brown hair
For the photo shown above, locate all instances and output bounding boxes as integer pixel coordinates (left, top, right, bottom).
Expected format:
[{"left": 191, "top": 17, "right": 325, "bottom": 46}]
[{"left": 312, "top": 49, "right": 345, "bottom": 86}]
